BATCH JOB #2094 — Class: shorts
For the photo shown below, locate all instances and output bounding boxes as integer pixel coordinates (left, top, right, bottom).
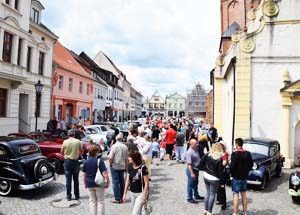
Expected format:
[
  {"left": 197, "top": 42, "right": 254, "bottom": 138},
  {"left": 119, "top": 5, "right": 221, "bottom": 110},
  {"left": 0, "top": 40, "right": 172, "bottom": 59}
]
[
  {"left": 166, "top": 144, "right": 174, "bottom": 155},
  {"left": 152, "top": 151, "right": 158, "bottom": 158},
  {"left": 232, "top": 178, "right": 247, "bottom": 193}
]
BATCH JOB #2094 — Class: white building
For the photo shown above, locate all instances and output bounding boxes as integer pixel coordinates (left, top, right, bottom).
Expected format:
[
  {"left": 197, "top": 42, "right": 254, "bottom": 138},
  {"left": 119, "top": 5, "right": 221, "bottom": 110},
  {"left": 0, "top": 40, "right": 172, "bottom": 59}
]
[
  {"left": 213, "top": 0, "right": 300, "bottom": 167},
  {"left": 0, "top": 0, "right": 57, "bottom": 135},
  {"left": 165, "top": 92, "right": 186, "bottom": 117}
]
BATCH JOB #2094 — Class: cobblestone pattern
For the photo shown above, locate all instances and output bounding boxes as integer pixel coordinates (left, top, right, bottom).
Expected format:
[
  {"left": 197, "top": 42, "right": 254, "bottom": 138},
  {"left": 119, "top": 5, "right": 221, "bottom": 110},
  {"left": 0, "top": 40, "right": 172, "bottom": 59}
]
[{"left": 0, "top": 160, "right": 299, "bottom": 215}]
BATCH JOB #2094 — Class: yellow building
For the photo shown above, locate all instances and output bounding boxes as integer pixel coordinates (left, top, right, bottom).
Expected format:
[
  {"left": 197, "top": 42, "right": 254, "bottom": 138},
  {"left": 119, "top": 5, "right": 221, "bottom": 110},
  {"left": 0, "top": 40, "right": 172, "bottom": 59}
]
[
  {"left": 213, "top": 0, "right": 300, "bottom": 168},
  {"left": 146, "top": 91, "right": 165, "bottom": 117}
]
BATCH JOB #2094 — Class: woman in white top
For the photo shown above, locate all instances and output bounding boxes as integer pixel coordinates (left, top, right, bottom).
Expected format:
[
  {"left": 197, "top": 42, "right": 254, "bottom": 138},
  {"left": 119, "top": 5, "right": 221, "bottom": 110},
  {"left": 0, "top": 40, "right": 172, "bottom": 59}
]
[{"left": 138, "top": 134, "right": 152, "bottom": 180}]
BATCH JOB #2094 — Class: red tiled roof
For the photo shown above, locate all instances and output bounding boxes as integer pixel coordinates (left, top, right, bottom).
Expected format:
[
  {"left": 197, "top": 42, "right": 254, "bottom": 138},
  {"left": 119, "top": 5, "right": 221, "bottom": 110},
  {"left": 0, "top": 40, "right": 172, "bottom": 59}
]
[{"left": 54, "top": 41, "right": 92, "bottom": 79}]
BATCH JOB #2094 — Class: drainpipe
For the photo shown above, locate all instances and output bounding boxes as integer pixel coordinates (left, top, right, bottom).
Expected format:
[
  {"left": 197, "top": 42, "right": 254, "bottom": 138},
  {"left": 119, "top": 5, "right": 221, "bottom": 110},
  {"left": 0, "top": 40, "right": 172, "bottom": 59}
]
[{"left": 232, "top": 57, "right": 237, "bottom": 151}]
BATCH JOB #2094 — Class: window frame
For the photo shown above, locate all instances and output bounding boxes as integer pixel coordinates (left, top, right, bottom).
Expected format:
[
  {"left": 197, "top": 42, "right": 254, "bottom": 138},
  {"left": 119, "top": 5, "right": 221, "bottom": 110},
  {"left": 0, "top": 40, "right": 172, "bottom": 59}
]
[
  {"left": 26, "top": 46, "right": 32, "bottom": 72},
  {"left": 0, "top": 88, "right": 8, "bottom": 117},
  {"left": 68, "top": 78, "right": 73, "bottom": 92},
  {"left": 31, "top": 8, "right": 39, "bottom": 23},
  {"left": 17, "top": 38, "right": 22, "bottom": 66},
  {"left": 79, "top": 81, "right": 83, "bottom": 94},
  {"left": 38, "top": 52, "right": 45, "bottom": 76},
  {"left": 2, "top": 32, "right": 13, "bottom": 63},
  {"left": 58, "top": 75, "right": 64, "bottom": 90}
]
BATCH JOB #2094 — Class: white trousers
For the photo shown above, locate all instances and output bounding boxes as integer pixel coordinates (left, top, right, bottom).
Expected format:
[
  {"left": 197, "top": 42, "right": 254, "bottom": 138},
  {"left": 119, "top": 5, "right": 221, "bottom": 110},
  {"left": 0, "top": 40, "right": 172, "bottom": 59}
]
[
  {"left": 143, "top": 156, "right": 152, "bottom": 178},
  {"left": 87, "top": 187, "right": 105, "bottom": 215},
  {"left": 130, "top": 192, "right": 143, "bottom": 215}
]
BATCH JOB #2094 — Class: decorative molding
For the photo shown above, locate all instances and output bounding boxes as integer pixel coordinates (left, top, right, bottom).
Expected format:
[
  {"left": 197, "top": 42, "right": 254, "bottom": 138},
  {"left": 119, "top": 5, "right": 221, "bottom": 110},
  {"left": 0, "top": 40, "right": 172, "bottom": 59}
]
[
  {"left": 231, "top": 32, "right": 241, "bottom": 42},
  {"left": 216, "top": 55, "right": 225, "bottom": 67},
  {"left": 265, "top": 19, "right": 300, "bottom": 25},
  {"left": 240, "top": 38, "right": 256, "bottom": 53},
  {"left": 263, "top": 0, "right": 279, "bottom": 17},
  {"left": 247, "top": 9, "right": 256, "bottom": 21},
  {"left": 4, "top": 16, "right": 20, "bottom": 29}
]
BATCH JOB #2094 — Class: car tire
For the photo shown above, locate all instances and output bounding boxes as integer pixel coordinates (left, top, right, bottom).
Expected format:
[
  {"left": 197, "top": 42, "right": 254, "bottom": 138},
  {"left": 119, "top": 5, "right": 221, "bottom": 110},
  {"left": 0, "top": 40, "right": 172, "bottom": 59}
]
[
  {"left": 275, "top": 163, "right": 282, "bottom": 177},
  {"left": 49, "top": 158, "right": 64, "bottom": 174},
  {"left": 0, "top": 180, "right": 13, "bottom": 196},
  {"left": 259, "top": 174, "right": 267, "bottom": 190},
  {"left": 34, "top": 159, "right": 53, "bottom": 180}
]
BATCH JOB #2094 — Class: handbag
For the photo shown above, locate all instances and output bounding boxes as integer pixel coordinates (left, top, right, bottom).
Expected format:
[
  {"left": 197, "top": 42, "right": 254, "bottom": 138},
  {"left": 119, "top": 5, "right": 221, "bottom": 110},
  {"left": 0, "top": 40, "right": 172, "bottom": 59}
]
[
  {"left": 140, "top": 165, "right": 152, "bottom": 215},
  {"left": 94, "top": 158, "right": 106, "bottom": 187}
]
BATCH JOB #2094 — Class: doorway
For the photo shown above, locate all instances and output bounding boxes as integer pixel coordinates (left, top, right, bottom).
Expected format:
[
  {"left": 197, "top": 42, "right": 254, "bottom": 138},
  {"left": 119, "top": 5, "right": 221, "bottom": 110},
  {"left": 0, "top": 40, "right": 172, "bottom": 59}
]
[
  {"left": 295, "top": 121, "right": 300, "bottom": 166},
  {"left": 19, "top": 94, "right": 29, "bottom": 133},
  {"left": 66, "top": 103, "right": 74, "bottom": 126}
]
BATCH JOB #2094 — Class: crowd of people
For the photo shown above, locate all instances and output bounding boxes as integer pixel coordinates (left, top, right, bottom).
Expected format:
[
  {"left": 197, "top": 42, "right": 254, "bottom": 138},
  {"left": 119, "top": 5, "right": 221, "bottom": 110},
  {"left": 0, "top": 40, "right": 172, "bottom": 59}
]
[{"left": 59, "top": 116, "right": 253, "bottom": 215}]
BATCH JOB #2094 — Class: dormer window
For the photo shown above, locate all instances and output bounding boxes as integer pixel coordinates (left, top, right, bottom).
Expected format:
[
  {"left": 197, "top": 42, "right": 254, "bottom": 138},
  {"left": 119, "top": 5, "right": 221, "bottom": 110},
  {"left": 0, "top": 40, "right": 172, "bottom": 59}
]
[{"left": 31, "top": 8, "right": 39, "bottom": 23}]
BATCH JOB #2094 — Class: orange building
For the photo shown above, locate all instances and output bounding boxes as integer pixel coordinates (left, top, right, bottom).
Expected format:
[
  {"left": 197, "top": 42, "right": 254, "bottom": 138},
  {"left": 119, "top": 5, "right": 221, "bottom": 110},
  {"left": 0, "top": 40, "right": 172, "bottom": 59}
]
[{"left": 52, "top": 41, "right": 93, "bottom": 127}]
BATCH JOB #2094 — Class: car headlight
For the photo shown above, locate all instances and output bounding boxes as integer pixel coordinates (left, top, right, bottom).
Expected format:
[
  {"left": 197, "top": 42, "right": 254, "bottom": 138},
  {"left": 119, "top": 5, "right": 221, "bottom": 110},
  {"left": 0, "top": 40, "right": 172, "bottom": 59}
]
[
  {"left": 291, "top": 175, "right": 300, "bottom": 186},
  {"left": 252, "top": 163, "right": 258, "bottom": 170}
]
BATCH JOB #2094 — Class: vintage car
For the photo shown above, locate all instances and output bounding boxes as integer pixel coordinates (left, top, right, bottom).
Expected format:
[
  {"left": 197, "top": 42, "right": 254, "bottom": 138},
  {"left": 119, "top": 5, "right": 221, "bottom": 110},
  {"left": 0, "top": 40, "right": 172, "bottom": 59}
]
[
  {"left": 0, "top": 137, "right": 57, "bottom": 196},
  {"left": 243, "top": 138, "right": 284, "bottom": 190},
  {"left": 116, "top": 123, "right": 129, "bottom": 142},
  {"left": 289, "top": 170, "right": 300, "bottom": 202}
]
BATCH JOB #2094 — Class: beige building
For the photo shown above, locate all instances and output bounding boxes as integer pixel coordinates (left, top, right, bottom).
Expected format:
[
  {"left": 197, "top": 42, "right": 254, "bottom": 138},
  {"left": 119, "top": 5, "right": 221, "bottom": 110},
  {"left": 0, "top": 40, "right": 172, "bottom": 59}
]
[
  {"left": 0, "top": 0, "right": 57, "bottom": 134},
  {"left": 146, "top": 91, "right": 165, "bottom": 117},
  {"left": 165, "top": 92, "right": 186, "bottom": 117}
]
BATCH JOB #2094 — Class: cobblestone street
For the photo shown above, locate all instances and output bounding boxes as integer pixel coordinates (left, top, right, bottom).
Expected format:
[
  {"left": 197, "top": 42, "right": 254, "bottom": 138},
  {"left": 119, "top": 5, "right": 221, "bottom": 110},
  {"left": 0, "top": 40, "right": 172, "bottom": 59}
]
[{"left": 0, "top": 158, "right": 299, "bottom": 215}]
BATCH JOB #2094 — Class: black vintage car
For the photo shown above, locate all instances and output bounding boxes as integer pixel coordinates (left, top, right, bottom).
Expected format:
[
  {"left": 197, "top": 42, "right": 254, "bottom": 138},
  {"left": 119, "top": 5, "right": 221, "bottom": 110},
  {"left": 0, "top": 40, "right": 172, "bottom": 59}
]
[
  {"left": 0, "top": 137, "right": 57, "bottom": 196},
  {"left": 243, "top": 138, "right": 284, "bottom": 190}
]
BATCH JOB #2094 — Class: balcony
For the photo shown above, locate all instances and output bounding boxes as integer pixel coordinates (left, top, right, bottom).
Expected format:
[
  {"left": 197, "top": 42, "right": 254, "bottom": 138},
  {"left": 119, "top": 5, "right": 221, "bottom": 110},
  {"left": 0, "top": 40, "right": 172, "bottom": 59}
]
[{"left": 0, "top": 62, "right": 28, "bottom": 88}]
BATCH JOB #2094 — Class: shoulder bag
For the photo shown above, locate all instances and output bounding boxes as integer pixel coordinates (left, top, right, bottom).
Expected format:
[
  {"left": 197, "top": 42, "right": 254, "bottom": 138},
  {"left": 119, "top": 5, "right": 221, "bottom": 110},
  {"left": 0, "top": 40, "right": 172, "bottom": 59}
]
[
  {"left": 141, "top": 165, "right": 152, "bottom": 215},
  {"left": 95, "top": 158, "right": 106, "bottom": 187}
]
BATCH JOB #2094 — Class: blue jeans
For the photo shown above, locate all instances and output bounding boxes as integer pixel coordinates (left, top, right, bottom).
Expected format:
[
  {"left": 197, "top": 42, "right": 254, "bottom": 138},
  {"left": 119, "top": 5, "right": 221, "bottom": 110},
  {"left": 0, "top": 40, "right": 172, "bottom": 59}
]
[
  {"left": 64, "top": 159, "right": 80, "bottom": 199},
  {"left": 232, "top": 178, "right": 247, "bottom": 193},
  {"left": 110, "top": 166, "right": 125, "bottom": 201},
  {"left": 204, "top": 178, "right": 220, "bottom": 213},
  {"left": 175, "top": 146, "right": 185, "bottom": 161},
  {"left": 186, "top": 168, "right": 199, "bottom": 200}
]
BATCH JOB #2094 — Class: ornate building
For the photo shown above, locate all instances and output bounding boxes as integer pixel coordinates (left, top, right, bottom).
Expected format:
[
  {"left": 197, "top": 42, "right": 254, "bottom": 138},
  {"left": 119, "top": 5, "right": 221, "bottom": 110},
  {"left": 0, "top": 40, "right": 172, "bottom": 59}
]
[
  {"left": 165, "top": 92, "right": 186, "bottom": 117},
  {"left": 146, "top": 91, "right": 165, "bottom": 117},
  {"left": 213, "top": 0, "right": 300, "bottom": 167},
  {"left": 186, "top": 83, "right": 207, "bottom": 118}
]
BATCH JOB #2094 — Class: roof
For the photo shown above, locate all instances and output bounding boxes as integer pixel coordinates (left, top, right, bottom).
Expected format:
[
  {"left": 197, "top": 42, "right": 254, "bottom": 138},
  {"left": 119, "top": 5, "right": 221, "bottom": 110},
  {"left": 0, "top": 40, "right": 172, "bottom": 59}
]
[
  {"left": 166, "top": 92, "right": 186, "bottom": 99},
  {"left": 94, "top": 51, "right": 121, "bottom": 76},
  {"left": 53, "top": 41, "right": 92, "bottom": 79},
  {"left": 280, "top": 79, "right": 300, "bottom": 92},
  {"left": 222, "top": 21, "right": 241, "bottom": 37}
]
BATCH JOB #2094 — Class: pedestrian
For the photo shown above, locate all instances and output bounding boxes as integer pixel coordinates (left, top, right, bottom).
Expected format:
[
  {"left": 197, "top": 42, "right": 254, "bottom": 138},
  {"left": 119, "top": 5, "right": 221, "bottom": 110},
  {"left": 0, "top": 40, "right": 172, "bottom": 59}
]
[
  {"left": 60, "top": 118, "right": 67, "bottom": 130},
  {"left": 216, "top": 142, "right": 229, "bottom": 210},
  {"left": 109, "top": 133, "right": 128, "bottom": 204},
  {"left": 175, "top": 128, "right": 185, "bottom": 163},
  {"left": 199, "top": 143, "right": 224, "bottom": 215},
  {"left": 60, "top": 130, "right": 83, "bottom": 201},
  {"left": 138, "top": 135, "right": 152, "bottom": 180},
  {"left": 83, "top": 145, "right": 110, "bottom": 215},
  {"left": 123, "top": 151, "right": 150, "bottom": 215},
  {"left": 165, "top": 124, "right": 177, "bottom": 165},
  {"left": 125, "top": 135, "right": 139, "bottom": 153},
  {"left": 159, "top": 138, "right": 166, "bottom": 162},
  {"left": 208, "top": 124, "right": 218, "bottom": 145},
  {"left": 230, "top": 138, "right": 253, "bottom": 215},
  {"left": 186, "top": 139, "right": 204, "bottom": 204},
  {"left": 198, "top": 133, "right": 210, "bottom": 156},
  {"left": 151, "top": 137, "right": 160, "bottom": 165},
  {"left": 151, "top": 125, "right": 160, "bottom": 140}
]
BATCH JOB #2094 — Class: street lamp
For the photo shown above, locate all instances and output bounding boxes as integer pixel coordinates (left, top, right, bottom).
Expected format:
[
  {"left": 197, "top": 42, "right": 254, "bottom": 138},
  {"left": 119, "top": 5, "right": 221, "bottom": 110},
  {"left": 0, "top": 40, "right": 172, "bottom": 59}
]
[
  {"left": 125, "top": 102, "right": 129, "bottom": 121},
  {"left": 34, "top": 80, "right": 43, "bottom": 133}
]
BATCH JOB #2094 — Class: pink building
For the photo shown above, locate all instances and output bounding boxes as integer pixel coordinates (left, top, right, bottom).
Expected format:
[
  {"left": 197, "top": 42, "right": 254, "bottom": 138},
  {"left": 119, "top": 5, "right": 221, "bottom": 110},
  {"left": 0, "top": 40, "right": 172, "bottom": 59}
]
[{"left": 52, "top": 41, "right": 93, "bottom": 127}]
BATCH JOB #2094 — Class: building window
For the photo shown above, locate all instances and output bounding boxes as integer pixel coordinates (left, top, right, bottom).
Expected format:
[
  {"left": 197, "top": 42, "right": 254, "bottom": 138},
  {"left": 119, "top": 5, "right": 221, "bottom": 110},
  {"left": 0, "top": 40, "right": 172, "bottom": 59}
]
[
  {"left": 14, "top": 0, "right": 19, "bottom": 10},
  {"left": 0, "top": 88, "right": 7, "bottom": 117},
  {"left": 2, "top": 32, "right": 13, "bottom": 63},
  {"left": 38, "top": 52, "right": 44, "bottom": 75},
  {"left": 68, "top": 78, "right": 73, "bottom": 92},
  {"left": 36, "top": 94, "right": 41, "bottom": 117},
  {"left": 17, "top": 38, "right": 22, "bottom": 66},
  {"left": 58, "top": 75, "right": 63, "bottom": 89},
  {"left": 87, "top": 84, "right": 90, "bottom": 95},
  {"left": 180, "top": 103, "right": 183, "bottom": 108},
  {"left": 31, "top": 8, "right": 39, "bottom": 23},
  {"left": 174, "top": 103, "right": 177, "bottom": 108},
  {"left": 169, "top": 103, "right": 171, "bottom": 108},
  {"left": 79, "top": 82, "right": 83, "bottom": 93},
  {"left": 27, "top": 47, "right": 32, "bottom": 71}
]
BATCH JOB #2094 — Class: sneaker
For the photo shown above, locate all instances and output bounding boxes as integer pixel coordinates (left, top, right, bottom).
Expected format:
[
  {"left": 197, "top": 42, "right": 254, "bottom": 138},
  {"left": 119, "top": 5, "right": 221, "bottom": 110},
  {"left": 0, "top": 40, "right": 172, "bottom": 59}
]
[
  {"left": 194, "top": 196, "right": 205, "bottom": 201},
  {"left": 75, "top": 196, "right": 80, "bottom": 200},
  {"left": 187, "top": 199, "right": 198, "bottom": 204}
]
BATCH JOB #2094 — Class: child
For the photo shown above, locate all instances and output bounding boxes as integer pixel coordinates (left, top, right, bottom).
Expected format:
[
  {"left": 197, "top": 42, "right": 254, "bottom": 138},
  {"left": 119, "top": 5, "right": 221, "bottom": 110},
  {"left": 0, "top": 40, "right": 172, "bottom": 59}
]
[
  {"left": 160, "top": 138, "right": 167, "bottom": 162},
  {"left": 152, "top": 137, "right": 160, "bottom": 165}
]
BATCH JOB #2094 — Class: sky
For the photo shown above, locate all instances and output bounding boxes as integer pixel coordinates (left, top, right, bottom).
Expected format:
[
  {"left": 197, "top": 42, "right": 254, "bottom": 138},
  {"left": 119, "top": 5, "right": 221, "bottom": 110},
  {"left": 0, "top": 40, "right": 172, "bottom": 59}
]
[{"left": 41, "top": 0, "right": 220, "bottom": 98}]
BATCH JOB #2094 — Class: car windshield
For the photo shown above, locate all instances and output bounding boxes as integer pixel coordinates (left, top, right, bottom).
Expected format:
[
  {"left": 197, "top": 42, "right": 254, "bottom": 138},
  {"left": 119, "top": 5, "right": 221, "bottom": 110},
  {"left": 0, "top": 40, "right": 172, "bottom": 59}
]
[
  {"left": 85, "top": 128, "right": 98, "bottom": 134},
  {"left": 243, "top": 142, "right": 269, "bottom": 157},
  {"left": 18, "top": 144, "right": 39, "bottom": 155},
  {"left": 117, "top": 124, "right": 128, "bottom": 130}
]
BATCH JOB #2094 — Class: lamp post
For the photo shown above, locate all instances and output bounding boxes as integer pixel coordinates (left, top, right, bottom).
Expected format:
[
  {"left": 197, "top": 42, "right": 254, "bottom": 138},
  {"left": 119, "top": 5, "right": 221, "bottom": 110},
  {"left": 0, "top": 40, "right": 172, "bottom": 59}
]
[
  {"left": 34, "top": 80, "right": 43, "bottom": 133},
  {"left": 125, "top": 102, "right": 129, "bottom": 121}
]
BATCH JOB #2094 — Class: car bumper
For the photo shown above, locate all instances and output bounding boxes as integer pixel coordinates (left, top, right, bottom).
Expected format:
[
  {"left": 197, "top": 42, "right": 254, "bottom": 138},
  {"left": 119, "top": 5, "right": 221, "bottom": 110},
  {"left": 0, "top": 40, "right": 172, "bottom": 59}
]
[
  {"left": 288, "top": 189, "right": 300, "bottom": 197},
  {"left": 19, "top": 173, "right": 58, "bottom": 190},
  {"left": 247, "top": 180, "right": 262, "bottom": 185}
]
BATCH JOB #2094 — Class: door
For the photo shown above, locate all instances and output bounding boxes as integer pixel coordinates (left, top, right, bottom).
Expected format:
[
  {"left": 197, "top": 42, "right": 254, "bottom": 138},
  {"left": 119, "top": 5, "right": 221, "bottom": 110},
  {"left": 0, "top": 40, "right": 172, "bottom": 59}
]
[
  {"left": 295, "top": 121, "right": 300, "bottom": 165},
  {"left": 18, "top": 94, "right": 29, "bottom": 134},
  {"left": 66, "top": 104, "right": 73, "bottom": 126}
]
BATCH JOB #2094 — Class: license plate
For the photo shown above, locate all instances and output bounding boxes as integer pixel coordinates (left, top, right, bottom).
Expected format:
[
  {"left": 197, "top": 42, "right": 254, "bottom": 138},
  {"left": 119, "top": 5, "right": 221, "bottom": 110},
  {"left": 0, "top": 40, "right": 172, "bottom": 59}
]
[{"left": 41, "top": 173, "right": 53, "bottom": 180}]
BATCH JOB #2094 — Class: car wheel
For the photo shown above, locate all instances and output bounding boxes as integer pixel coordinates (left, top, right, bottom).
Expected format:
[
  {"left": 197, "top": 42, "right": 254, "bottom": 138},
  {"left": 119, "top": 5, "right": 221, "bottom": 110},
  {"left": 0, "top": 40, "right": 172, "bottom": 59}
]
[
  {"left": 260, "top": 174, "right": 267, "bottom": 190},
  {"left": 292, "top": 196, "right": 300, "bottom": 203},
  {"left": 34, "top": 159, "right": 53, "bottom": 180},
  {"left": 0, "top": 180, "right": 13, "bottom": 196},
  {"left": 49, "top": 158, "right": 64, "bottom": 174}
]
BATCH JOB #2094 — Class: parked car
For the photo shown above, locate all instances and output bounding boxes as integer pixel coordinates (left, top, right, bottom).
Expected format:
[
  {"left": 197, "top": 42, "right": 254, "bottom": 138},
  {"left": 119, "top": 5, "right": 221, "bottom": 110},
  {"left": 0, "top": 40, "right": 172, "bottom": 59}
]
[
  {"left": 289, "top": 170, "right": 300, "bottom": 202},
  {"left": 116, "top": 123, "right": 129, "bottom": 142},
  {"left": 242, "top": 138, "right": 284, "bottom": 190},
  {"left": 84, "top": 126, "right": 107, "bottom": 145},
  {"left": 0, "top": 137, "right": 57, "bottom": 196}
]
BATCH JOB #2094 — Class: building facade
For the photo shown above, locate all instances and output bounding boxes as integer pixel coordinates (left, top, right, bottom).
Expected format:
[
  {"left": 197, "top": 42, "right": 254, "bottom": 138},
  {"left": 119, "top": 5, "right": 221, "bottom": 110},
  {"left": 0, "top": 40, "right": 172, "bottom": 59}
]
[
  {"left": 146, "top": 91, "right": 165, "bottom": 117},
  {"left": 213, "top": 0, "right": 300, "bottom": 167},
  {"left": 123, "top": 79, "right": 131, "bottom": 121},
  {"left": 205, "top": 89, "right": 213, "bottom": 125},
  {"left": 186, "top": 83, "right": 207, "bottom": 118},
  {"left": 135, "top": 90, "right": 143, "bottom": 118},
  {"left": 165, "top": 92, "right": 186, "bottom": 117},
  {"left": 52, "top": 41, "right": 93, "bottom": 127},
  {"left": 0, "top": 0, "right": 57, "bottom": 134}
]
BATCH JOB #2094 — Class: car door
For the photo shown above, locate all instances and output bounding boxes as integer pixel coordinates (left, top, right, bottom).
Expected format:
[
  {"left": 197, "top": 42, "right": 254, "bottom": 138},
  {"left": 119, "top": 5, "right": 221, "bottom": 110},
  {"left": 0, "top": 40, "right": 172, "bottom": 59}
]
[
  {"left": 269, "top": 143, "right": 278, "bottom": 173},
  {"left": 0, "top": 144, "right": 12, "bottom": 177}
]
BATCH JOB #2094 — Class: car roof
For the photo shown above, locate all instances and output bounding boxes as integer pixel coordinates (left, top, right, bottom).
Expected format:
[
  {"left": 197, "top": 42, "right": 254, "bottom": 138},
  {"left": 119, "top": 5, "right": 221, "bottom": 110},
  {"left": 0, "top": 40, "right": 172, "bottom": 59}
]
[
  {"left": 0, "top": 137, "right": 36, "bottom": 146},
  {"left": 244, "top": 137, "right": 278, "bottom": 144}
]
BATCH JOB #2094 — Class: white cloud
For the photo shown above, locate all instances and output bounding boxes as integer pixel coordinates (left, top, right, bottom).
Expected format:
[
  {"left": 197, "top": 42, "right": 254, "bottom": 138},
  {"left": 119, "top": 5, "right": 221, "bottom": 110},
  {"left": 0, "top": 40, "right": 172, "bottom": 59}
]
[{"left": 42, "top": 0, "right": 220, "bottom": 98}]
